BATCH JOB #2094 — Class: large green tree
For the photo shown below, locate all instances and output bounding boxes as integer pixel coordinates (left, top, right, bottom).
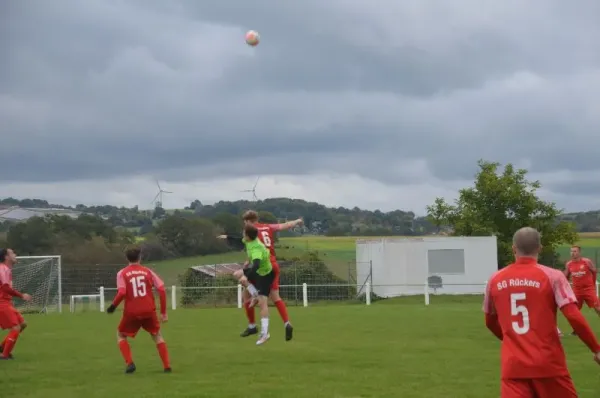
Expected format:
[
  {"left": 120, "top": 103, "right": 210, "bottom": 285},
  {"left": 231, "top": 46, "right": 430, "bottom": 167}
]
[{"left": 426, "top": 160, "right": 578, "bottom": 268}]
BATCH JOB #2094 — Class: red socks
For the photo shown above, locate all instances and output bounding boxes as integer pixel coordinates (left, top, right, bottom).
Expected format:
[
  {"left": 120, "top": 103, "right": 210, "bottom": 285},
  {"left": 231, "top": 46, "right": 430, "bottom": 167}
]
[
  {"left": 2, "top": 330, "right": 20, "bottom": 358},
  {"left": 156, "top": 342, "right": 170, "bottom": 369},
  {"left": 118, "top": 339, "right": 170, "bottom": 370},
  {"left": 118, "top": 340, "right": 133, "bottom": 365},
  {"left": 274, "top": 300, "right": 289, "bottom": 323},
  {"left": 244, "top": 301, "right": 256, "bottom": 324}
]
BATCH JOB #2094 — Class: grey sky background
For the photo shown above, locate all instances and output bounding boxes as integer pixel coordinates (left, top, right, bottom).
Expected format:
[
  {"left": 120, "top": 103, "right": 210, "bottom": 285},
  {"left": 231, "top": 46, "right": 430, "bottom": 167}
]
[{"left": 3, "top": 0, "right": 600, "bottom": 213}]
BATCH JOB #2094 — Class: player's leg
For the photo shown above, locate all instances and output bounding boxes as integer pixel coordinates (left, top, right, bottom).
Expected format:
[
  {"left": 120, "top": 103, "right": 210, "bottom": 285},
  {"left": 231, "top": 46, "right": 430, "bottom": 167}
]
[
  {"left": 240, "top": 288, "right": 258, "bottom": 337},
  {"left": 584, "top": 293, "right": 600, "bottom": 317},
  {"left": 117, "top": 316, "right": 139, "bottom": 373},
  {"left": 143, "top": 315, "right": 171, "bottom": 373},
  {"left": 268, "top": 262, "right": 293, "bottom": 339},
  {"left": 500, "top": 378, "right": 535, "bottom": 398},
  {"left": 256, "top": 273, "right": 275, "bottom": 346},
  {"left": 0, "top": 310, "right": 25, "bottom": 355},
  {"left": 0, "top": 308, "right": 24, "bottom": 359},
  {"left": 269, "top": 287, "right": 293, "bottom": 341},
  {"left": 531, "top": 376, "right": 577, "bottom": 398}
]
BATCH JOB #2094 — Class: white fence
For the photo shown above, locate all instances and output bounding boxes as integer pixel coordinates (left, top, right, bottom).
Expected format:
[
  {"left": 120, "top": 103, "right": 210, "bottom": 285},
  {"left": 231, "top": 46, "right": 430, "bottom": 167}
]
[{"left": 68, "top": 281, "right": 600, "bottom": 312}]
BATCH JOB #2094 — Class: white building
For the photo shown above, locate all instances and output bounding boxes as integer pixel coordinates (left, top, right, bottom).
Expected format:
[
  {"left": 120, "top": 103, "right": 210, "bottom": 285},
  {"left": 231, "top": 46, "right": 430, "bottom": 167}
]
[{"left": 356, "top": 236, "right": 498, "bottom": 297}]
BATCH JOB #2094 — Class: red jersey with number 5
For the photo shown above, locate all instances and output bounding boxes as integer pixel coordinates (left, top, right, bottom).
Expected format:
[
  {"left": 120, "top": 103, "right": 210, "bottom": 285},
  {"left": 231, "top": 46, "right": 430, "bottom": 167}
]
[
  {"left": 566, "top": 258, "right": 596, "bottom": 293},
  {"left": 483, "top": 257, "right": 577, "bottom": 379},
  {"left": 116, "top": 264, "right": 165, "bottom": 316},
  {"left": 254, "top": 223, "right": 283, "bottom": 259}
]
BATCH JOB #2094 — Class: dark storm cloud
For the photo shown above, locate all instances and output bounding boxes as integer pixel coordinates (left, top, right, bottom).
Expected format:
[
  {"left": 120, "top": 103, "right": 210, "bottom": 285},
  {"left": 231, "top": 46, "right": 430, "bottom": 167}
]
[{"left": 3, "top": 0, "right": 600, "bottom": 193}]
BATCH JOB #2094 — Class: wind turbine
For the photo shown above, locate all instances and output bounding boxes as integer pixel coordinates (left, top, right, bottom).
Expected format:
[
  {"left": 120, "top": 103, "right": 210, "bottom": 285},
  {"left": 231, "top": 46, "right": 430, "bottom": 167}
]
[
  {"left": 151, "top": 180, "right": 173, "bottom": 209},
  {"left": 241, "top": 177, "right": 260, "bottom": 201}
]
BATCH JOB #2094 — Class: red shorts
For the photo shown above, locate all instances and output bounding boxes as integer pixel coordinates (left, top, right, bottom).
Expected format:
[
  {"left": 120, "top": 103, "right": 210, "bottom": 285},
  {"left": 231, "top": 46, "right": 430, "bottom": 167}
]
[
  {"left": 0, "top": 306, "right": 24, "bottom": 330},
  {"left": 118, "top": 312, "right": 160, "bottom": 338},
  {"left": 501, "top": 376, "right": 577, "bottom": 398},
  {"left": 575, "top": 291, "right": 599, "bottom": 309},
  {"left": 271, "top": 260, "right": 280, "bottom": 290}
]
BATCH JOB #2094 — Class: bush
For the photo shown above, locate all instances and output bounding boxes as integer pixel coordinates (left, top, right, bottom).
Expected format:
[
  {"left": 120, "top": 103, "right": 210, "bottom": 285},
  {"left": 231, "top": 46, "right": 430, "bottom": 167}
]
[{"left": 179, "top": 269, "right": 237, "bottom": 306}]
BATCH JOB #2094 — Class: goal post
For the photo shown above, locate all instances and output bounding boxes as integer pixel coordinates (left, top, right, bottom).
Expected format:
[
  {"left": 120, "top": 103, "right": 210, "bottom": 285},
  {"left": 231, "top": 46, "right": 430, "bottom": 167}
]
[{"left": 13, "top": 255, "right": 62, "bottom": 314}]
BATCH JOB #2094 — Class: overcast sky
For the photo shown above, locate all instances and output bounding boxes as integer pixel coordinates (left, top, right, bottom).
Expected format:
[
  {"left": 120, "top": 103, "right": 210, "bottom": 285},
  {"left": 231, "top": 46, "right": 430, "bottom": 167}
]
[{"left": 3, "top": 0, "right": 600, "bottom": 214}]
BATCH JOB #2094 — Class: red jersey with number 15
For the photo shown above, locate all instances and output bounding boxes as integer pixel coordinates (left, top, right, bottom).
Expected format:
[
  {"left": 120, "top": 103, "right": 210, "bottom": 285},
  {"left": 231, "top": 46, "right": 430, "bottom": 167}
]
[
  {"left": 254, "top": 223, "right": 283, "bottom": 259},
  {"left": 483, "top": 257, "right": 577, "bottom": 379},
  {"left": 116, "top": 264, "right": 165, "bottom": 316},
  {"left": 566, "top": 258, "right": 596, "bottom": 293}
]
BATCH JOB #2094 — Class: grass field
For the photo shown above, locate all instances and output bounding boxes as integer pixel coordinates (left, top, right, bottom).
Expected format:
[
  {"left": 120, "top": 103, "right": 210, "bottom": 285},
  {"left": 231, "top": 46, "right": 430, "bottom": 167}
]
[
  {"left": 148, "top": 234, "right": 600, "bottom": 286},
  {"left": 3, "top": 298, "right": 600, "bottom": 397}
]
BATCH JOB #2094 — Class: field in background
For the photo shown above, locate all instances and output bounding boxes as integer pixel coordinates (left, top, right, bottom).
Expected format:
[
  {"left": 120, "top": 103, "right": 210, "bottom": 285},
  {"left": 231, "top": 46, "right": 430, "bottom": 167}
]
[
  {"left": 149, "top": 234, "right": 600, "bottom": 285},
  {"left": 4, "top": 299, "right": 600, "bottom": 397}
]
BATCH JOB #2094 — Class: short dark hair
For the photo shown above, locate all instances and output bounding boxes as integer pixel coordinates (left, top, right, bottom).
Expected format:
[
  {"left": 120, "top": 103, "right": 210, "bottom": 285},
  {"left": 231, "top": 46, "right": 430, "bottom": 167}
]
[
  {"left": 242, "top": 210, "right": 259, "bottom": 222},
  {"left": 0, "top": 248, "right": 7, "bottom": 262},
  {"left": 244, "top": 224, "right": 259, "bottom": 240},
  {"left": 125, "top": 247, "right": 142, "bottom": 263}
]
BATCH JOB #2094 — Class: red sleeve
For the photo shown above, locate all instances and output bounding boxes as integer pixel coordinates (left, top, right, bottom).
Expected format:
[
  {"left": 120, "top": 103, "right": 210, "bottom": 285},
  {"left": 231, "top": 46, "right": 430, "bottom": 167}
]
[
  {"left": 561, "top": 303, "right": 600, "bottom": 353},
  {"left": 112, "top": 270, "right": 126, "bottom": 308},
  {"left": 112, "top": 288, "right": 126, "bottom": 307},
  {"left": 0, "top": 284, "right": 23, "bottom": 299},
  {"left": 485, "top": 313, "right": 503, "bottom": 341},
  {"left": 158, "top": 288, "right": 167, "bottom": 315},
  {"left": 149, "top": 270, "right": 167, "bottom": 315}
]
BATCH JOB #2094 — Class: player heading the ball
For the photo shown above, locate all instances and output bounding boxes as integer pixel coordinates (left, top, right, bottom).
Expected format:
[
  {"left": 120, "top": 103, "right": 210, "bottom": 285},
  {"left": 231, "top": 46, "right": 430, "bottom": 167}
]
[
  {"left": 218, "top": 210, "right": 302, "bottom": 341},
  {"left": 107, "top": 247, "right": 171, "bottom": 373},
  {"left": 233, "top": 224, "right": 276, "bottom": 345},
  {"left": 483, "top": 227, "right": 600, "bottom": 398},
  {"left": 0, "top": 248, "right": 32, "bottom": 360}
]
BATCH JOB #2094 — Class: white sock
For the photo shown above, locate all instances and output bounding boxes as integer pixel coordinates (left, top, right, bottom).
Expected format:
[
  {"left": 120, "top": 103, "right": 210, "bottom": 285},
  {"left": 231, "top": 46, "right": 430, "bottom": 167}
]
[
  {"left": 247, "top": 284, "right": 258, "bottom": 297},
  {"left": 261, "top": 317, "right": 269, "bottom": 335},
  {"left": 284, "top": 321, "right": 290, "bottom": 326},
  {"left": 248, "top": 323, "right": 256, "bottom": 329}
]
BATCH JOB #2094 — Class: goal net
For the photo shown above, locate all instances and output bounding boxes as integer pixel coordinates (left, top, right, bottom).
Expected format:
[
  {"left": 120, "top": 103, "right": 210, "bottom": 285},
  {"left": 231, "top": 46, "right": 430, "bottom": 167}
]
[{"left": 13, "top": 256, "right": 62, "bottom": 314}]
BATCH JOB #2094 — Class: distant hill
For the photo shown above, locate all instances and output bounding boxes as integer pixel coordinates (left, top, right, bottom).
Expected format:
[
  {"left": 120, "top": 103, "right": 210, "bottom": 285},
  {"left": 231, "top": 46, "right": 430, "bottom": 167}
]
[{"left": 2, "top": 197, "right": 600, "bottom": 236}]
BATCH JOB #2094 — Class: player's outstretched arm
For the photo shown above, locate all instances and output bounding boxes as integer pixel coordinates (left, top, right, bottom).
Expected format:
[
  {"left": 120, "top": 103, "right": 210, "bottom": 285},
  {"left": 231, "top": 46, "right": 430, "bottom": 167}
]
[
  {"left": 217, "top": 234, "right": 245, "bottom": 250},
  {"left": 271, "top": 218, "right": 303, "bottom": 231}
]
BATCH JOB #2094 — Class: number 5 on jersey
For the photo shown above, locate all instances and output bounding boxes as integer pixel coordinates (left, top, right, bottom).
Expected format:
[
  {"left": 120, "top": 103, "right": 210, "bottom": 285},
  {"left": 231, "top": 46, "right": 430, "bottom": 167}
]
[
  {"left": 130, "top": 275, "right": 147, "bottom": 297},
  {"left": 511, "top": 292, "right": 530, "bottom": 334},
  {"left": 261, "top": 231, "right": 272, "bottom": 247}
]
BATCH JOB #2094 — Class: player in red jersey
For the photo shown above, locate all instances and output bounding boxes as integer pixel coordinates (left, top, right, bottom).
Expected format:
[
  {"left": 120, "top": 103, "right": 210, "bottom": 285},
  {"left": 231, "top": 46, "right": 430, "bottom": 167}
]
[
  {"left": 564, "top": 246, "right": 600, "bottom": 336},
  {"left": 219, "top": 210, "right": 303, "bottom": 341},
  {"left": 0, "top": 248, "right": 32, "bottom": 360},
  {"left": 106, "top": 247, "right": 171, "bottom": 374},
  {"left": 483, "top": 227, "right": 600, "bottom": 398}
]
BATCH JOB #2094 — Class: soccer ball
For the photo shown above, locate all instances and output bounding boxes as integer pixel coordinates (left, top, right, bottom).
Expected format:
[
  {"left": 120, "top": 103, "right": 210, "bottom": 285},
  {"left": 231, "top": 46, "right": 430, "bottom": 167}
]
[{"left": 245, "top": 30, "right": 260, "bottom": 47}]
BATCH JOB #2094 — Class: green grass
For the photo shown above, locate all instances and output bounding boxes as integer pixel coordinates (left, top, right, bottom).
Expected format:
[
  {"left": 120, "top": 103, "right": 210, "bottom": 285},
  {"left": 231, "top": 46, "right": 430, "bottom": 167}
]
[{"left": 3, "top": 298, "right": 600, "bottom": 397}]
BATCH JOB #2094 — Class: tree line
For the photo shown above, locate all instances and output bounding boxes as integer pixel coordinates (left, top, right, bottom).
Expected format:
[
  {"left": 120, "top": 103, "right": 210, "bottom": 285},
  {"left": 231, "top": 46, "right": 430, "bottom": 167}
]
[{"left": 0, "top": 159, "right": 584, "bottom": 271}]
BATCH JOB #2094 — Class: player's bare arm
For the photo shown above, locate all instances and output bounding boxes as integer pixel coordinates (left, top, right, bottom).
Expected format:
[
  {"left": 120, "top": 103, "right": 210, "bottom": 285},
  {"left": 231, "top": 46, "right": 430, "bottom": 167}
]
[{"left": 271, "top": 218, "right": 303, "bottom": 231}]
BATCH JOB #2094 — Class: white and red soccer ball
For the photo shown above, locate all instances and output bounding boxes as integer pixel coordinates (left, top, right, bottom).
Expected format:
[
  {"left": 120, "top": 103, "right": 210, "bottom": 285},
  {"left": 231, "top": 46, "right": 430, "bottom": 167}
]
[{"left": 245, "top": 30, "right": 260, "bottom": 47}]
